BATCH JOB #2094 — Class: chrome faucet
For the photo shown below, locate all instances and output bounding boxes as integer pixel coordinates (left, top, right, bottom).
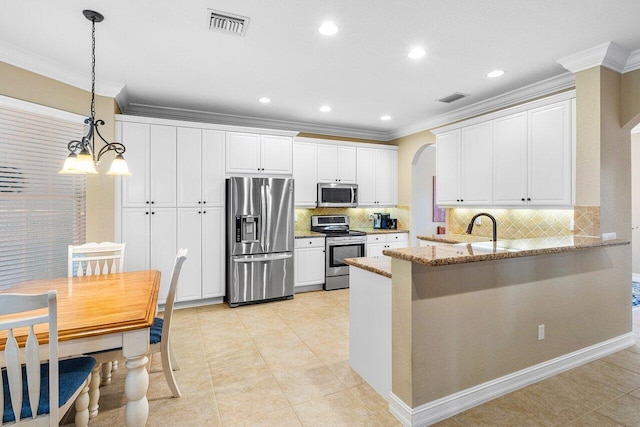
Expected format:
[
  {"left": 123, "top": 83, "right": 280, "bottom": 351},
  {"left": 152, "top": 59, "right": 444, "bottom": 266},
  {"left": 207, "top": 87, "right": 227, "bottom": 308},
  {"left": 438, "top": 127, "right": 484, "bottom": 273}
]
[{"left": 466, "top": 213, "right": 498, "bottom": 242}]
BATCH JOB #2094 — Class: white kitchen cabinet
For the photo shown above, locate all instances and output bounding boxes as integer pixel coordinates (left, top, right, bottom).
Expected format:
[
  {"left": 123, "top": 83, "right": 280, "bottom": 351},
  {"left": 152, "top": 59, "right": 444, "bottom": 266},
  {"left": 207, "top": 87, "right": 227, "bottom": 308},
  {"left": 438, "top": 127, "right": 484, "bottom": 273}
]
[
  {"left": 294, "top": 237, "right": 325, "bottom": 289},
  {"left": 226, "top": 132, "right": 292, "bottom": 175},
  {"left": 492, "top": 100, "right": 572, "bottom": 206},
  {"left": 121, "top": 207, "right": 177, "bottom": 304},
  {"left": 527, "top": 100, "right": 572, "bottom": 205},
  {"left": 366, "top": 233, "right": 408, "bottom": 257},
  {"left": 119, "top": 122, "right": 177, "bottom": 208},
  {"left": 357, "top": 147, "right": 397, "bottom": 206},
  {"left": 437, "top": 123, "right": 493, "bottom": 206},
  {"left": 177, "top": 207, "right": 224, "bottom": 302},
  {"left": 177, "top": 128, "right": 225, "bottom": 207},
  {"left": 293, "top": 141, "right": 318, "bottom": 207},
  {"left": 317, "top": 144, "right": 357, "bottom": 183}
]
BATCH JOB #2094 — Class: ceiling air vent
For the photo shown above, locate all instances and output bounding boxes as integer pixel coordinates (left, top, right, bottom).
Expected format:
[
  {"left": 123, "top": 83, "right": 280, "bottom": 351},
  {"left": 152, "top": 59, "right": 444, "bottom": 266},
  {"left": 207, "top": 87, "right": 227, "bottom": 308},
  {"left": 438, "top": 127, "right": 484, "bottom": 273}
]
[
  {"left": 207, "top": 9, "right": 250, "bottom": 37},
  {"left": 437, "top": 92, "right": 469, "bottom": 103}
]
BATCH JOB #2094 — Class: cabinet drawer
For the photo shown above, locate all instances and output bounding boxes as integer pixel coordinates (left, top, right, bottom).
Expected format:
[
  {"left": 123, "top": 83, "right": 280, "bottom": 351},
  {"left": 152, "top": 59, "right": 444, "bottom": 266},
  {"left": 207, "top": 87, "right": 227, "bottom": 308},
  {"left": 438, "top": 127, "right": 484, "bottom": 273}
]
[
  {"left": 366, "top": 234, "right": 387, "bottom": 243},
  {"left": 295, "top": 237, "right": 325, "bottom": 249},
  {"left": 388, "top": 233, "right": 408, "bottom": 243}
]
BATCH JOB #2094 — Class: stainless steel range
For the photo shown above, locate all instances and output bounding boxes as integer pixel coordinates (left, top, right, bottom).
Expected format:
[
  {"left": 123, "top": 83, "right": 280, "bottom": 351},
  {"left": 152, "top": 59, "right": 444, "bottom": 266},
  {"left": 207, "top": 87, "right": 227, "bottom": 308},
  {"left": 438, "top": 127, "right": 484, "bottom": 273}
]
[{"left": 311, "top": 215, "right": 366, "bottom": 290}]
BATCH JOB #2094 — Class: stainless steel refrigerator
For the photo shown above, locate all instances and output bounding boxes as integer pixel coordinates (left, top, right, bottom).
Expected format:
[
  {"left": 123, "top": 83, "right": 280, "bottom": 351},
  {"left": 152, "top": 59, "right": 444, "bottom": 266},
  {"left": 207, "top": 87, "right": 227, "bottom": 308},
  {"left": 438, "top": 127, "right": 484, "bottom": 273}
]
[{"left": 226, "top": 177, "right": 295, "bottom": 307}]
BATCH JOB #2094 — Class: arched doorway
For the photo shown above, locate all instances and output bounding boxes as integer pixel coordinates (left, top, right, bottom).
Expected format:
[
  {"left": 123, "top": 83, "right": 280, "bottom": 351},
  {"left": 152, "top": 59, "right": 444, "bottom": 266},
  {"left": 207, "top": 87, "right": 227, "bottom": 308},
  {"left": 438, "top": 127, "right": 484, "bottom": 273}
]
[{"left": 410, "top": 144, "right": 443, "bottom": 246}]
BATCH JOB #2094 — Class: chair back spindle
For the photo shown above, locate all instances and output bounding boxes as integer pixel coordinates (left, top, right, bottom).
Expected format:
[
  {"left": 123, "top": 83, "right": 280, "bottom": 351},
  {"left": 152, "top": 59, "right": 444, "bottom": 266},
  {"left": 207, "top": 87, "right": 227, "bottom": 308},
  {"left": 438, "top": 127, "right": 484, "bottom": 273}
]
[{"left": 68, "top": 242, "right": 126, "bottom": 277}]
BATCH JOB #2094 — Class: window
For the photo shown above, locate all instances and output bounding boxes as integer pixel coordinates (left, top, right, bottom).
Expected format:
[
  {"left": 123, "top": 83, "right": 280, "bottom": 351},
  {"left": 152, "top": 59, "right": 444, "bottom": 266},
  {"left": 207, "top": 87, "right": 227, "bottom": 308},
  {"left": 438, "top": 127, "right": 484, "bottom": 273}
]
[{"left": 0, "top": 96, "right": 86, "bottom": 287}]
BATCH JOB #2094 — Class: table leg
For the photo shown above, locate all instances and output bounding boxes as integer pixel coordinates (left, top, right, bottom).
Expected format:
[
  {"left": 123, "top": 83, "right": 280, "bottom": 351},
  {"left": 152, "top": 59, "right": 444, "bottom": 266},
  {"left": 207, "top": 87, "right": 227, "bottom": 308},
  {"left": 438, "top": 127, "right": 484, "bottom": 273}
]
[
  {"left": 123, "top": 328, "right": 150, "bottom": 427},
  {"left": 89, "top": 364, "right": 101, "bottom": 418}
]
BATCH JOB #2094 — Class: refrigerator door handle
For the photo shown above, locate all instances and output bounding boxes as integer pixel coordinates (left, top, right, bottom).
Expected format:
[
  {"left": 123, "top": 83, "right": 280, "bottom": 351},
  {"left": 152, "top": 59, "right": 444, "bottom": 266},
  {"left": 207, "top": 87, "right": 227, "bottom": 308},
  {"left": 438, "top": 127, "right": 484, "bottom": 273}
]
[{"left": 232, "top": 253, "right": 293, "bottom": 263}]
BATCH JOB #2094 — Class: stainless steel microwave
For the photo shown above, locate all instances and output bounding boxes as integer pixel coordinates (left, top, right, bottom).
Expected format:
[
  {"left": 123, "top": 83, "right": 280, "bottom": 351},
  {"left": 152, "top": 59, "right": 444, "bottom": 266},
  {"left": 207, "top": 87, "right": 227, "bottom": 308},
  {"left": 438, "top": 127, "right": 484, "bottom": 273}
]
[{"left": 317, "top": 182, "right": 358, "bottom": 207}]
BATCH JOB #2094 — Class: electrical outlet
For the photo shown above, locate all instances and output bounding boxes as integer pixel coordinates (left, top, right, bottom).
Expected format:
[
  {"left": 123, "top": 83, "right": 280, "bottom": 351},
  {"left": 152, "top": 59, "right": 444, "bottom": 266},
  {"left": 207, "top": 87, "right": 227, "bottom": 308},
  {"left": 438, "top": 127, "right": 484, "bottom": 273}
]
[
  {"left": 475, "top": 217, "right": 482, "bottom": 225},
  {"left": 601, "top": 232, "right": 617, "bottom": 240},
  {"left": 369, "top": 214, "right": 374, "bottom": 220},
  {"left": 294, "top": 214, "right": 298, "bottom": 221},
  {"left": 538, "top": 324, "right": 545, "bottom": 341},
  {"left": 569, "top": 219, "right": 574, "bottom": 231}
]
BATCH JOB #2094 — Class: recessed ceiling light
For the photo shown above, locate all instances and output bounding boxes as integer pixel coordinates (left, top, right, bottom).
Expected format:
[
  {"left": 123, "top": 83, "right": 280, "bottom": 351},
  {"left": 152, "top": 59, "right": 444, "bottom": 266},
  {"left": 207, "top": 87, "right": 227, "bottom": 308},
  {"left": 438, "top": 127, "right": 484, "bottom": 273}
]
[
  {"left": 319, "top": 105, "right": 331, "bottom": 113},
  {"left": 408, "top": 47, "right": 426, "bottom": 59},
  {"left": 258, "top": 97, "right": 271, "bottom": 103},
  {"left": 380, "top": 115, "right": 391, "bottom": 121},
  {"left": 487, "top": 69, "right": 505, "bottom": 78},
  {"left": 319, "top": 22, "right": 339, "bottom": 36}
]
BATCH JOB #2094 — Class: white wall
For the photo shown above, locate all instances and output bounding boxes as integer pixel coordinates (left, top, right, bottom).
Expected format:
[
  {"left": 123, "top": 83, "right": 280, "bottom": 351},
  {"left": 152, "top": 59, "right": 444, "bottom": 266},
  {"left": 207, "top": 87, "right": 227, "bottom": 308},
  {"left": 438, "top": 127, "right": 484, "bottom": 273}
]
[
  {"left": 632, "top": 131, "right": 640, "bottom": 276},
  {"left": 410, "top": 145, "right": 441, "bottom": 246}
]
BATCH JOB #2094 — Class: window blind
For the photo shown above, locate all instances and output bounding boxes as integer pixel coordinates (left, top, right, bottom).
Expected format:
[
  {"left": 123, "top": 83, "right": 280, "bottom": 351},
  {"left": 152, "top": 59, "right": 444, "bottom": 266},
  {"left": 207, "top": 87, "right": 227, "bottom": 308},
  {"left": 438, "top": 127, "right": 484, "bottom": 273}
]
[{"left": 0, "top": 98, "right": 86, "bottom": 288}]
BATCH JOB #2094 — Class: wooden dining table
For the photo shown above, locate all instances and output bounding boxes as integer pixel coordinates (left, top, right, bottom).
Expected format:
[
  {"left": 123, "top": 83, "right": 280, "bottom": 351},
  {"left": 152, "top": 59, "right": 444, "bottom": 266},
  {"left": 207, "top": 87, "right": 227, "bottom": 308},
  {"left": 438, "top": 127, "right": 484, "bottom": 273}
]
[{"left": 0, "top": 270, "right": 161, "bottom": 427}]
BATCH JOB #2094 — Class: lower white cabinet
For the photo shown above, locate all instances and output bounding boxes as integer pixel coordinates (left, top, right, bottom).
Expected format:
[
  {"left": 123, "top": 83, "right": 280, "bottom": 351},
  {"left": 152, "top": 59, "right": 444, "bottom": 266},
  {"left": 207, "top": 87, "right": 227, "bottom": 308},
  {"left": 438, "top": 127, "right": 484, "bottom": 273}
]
[
  {"left": 294, "top": 237, "right": 325, "bottom": 288},
  {"left": 366, "top": 233, "right": 408, "bottom": 257},
  {"left": 121, "top": 207, "right": 177, "bottom": 304},
  {"left": 177, "top": 207, "right": 224, "bottom": 302}
]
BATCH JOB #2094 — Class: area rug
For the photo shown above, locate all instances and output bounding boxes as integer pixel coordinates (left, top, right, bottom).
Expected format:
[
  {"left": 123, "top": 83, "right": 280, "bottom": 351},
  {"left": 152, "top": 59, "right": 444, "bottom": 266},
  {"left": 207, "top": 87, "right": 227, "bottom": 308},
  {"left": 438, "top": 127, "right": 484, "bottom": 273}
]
[{"left": 633, "top": 281, "right": 640, "bottom": 308}]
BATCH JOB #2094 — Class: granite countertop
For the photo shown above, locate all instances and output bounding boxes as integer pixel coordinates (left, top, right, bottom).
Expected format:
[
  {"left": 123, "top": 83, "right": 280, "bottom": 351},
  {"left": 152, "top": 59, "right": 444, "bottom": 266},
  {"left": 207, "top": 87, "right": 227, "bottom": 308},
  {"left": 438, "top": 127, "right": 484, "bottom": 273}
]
[
  {"left": 295, "top": 230, "right": 326, "bottom": 238},
  {"left": 417, "top": 234, "right": 491, "bottom": 243},
  {"left": 384, "top": 236, "right": 629, "bottom": 267},
  {"left": 344, "top": 256, "right": 392, "bottom": 278},
  {"left": 352, "top": 228, "right": 410, "bottom": 235}
]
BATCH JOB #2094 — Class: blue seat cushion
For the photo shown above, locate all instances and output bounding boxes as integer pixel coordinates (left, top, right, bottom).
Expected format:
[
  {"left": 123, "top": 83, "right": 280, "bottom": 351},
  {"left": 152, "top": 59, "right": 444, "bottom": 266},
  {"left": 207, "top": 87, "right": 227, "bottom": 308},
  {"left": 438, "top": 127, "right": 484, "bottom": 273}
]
[
  {"left": 2, "top": 356, "right": 96, "bottom": 423},
  {"left": 150, "top": 317, "right": 163, "bottom": 344}
]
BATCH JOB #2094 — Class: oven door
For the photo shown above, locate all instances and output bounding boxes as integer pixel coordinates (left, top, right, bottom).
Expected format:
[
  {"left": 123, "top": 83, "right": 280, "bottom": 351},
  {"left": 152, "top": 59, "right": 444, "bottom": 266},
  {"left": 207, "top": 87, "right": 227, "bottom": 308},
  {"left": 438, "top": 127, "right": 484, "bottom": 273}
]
[{"left": 326, "top": 240, "right": 366, "bottom": 277}]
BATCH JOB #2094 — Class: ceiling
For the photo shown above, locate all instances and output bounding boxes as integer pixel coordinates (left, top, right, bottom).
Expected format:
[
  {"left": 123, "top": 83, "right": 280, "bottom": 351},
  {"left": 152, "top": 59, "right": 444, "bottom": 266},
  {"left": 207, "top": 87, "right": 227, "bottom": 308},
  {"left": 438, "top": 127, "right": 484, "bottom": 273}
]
[{"left": 2, "top": 0, "right": 640, "bottom": 140}]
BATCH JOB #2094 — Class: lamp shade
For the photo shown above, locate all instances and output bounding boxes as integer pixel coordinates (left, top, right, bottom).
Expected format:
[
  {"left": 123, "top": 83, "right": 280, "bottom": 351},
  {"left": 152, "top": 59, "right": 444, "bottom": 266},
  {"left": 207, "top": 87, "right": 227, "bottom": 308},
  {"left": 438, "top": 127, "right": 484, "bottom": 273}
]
[
  {"left": 59, "top": 153, "right": 79, "bottom": 174},
  {"left": 73, "top": 148, "right": 99, "bottom": 174},
  {"left": 106, "top": 154, "right": 132, "bottom": 176}
]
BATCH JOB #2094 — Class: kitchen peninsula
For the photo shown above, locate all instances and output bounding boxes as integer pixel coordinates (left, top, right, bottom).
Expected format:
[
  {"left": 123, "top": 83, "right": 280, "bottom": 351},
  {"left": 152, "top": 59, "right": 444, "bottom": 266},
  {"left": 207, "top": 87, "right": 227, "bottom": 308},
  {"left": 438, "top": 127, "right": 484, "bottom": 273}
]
[{"left": 346, "top": 236, "right": 631, "bottom": 426}]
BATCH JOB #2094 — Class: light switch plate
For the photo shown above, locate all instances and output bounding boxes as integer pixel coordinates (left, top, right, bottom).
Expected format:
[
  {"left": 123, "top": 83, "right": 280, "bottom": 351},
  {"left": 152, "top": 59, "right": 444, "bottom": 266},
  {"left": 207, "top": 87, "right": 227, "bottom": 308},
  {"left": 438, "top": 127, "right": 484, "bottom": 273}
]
[{"left": 601, "top": 232, "right": 617, "bottom": 240}]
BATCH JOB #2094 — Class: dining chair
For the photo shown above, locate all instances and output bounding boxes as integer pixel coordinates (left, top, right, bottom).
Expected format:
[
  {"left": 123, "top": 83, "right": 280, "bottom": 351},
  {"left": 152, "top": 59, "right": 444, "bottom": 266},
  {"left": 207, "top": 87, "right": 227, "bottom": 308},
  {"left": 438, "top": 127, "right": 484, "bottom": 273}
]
[
  {"left": 68, "top": 241, "right": 126, "bottom": 387},
  {"left": 89, "top": 248, "right": 188, "bottom": 412},
  {"left": 0, "top": 291, "right": 96, "bottom": 427}
]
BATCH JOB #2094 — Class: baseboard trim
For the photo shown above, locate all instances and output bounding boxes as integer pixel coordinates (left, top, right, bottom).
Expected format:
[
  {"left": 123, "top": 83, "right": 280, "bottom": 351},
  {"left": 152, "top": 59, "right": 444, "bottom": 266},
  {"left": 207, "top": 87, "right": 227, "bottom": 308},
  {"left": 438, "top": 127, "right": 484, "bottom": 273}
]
[{"left": 388, "top": 333, "right": 635, "bottom": 426}]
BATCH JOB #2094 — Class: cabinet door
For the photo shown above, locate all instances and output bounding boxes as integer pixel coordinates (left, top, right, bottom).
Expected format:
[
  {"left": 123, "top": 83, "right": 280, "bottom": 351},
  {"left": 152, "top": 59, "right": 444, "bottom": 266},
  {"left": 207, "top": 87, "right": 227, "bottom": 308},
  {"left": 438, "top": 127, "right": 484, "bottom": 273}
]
[
  {"left": 436, "top": 130, "right": 461, "bottom": 205},
  {"left": 121, "top": 207, "right": 150, "bottom": 272},
  {"left": 202, "top": 130, "right": 225, "bottom": 207},
  {"left": 176, "top": 208, "right": 203, "bottom": 302},
  {"left": 261, "top": 135, "right": 293, "bottom": 175},
  {"left": 150, "top": 125, "right": 177, "bottom": 207},
  {"left": 293, "top": 142, "right": 319, "bottom": 207},
  {"left": 460, "top": 122, "right": 492, "bottom": 205},
  {"left": 317, "top": 144, "right": 338, "bottom": 182},
  {"left": 202, "top": 207, "right": 224, "bottom": 298},
  {"left": 176, "top": 127, "right": 202, "bottom": 207},
  {"left": 294, "top": 248, "right": 326, "bottom": 287},
  {"left": 150, "top": 208, "right": 177, "bottom": 304},
  {"left": 367, "top": 243, "right": 386, "bottom": 257},
  {"left": 356, "top": 148, "right": 376, "bottom": 205},
  {"left": 375, "top": 149, "right": 396, "bottom": 205},
  {"left": 120, "top": 122, "right": 150, "bottom": 207},
  {"left": 528, "top": 100, "right": 572, "bottom": 205},
  {"left": 226, "top": 132, "right": 261, "bottom": 174},
  {"left": 492, "top": 113, "right": 528, "bottom": 205},
  {"left": 337, "top": 146, "right": 357, "bottom": 183}
]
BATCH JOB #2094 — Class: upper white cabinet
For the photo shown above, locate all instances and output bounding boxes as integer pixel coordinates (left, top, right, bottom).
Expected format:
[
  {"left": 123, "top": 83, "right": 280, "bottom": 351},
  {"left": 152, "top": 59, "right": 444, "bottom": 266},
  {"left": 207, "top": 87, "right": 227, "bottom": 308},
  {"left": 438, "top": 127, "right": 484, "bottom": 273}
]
[
  {"left": 317, "top": 144, "right": 357, "bottom": 183},
  {"left": 120, "top": 122, "right": 176, "bottom": 208},
  {"left": 226, "top": 132, "right": 292, "bottom": 175},
  {"left": 436, "top": 122, "right": 492, "bottom": 206},
  {"left": 357, "top": 147, "right": 397, "bottom": 206},
  {"left": 177, "top": 128, "right": 225, "bottom": 207},
  {"left": 293, "top": 141, "right": 318, "bottom": 207},
  {"left": 434, "top": 93, "right": 574, "bottom": 207}
]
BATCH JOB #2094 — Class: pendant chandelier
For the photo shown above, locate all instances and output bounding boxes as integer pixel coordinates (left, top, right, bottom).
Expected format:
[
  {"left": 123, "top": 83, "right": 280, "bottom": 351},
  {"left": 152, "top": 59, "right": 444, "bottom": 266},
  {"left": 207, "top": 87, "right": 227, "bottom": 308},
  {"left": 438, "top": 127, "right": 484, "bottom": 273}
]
[{"left": 59, "top": 10, "right": 131, "bottom": 175}]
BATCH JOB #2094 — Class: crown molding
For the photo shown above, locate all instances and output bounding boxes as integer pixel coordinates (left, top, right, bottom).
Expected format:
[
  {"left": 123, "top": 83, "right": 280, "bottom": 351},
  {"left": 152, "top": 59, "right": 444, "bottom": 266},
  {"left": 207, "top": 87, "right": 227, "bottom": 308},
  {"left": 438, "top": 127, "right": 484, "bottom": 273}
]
[
  {"left": 557, "top": 41, "right": 632, "bottom": 74},
  {"left": 387, "top": 72, "right": 575, "bottom": 140},
  {"left": 624, "top": 49, "right": 640, "bottom": 73},
  {"left": 123, "top": 102, "right": 389, "bottom": 141},
  {"left": 0, "top": 40, "right": 126, "bottom": 99}
]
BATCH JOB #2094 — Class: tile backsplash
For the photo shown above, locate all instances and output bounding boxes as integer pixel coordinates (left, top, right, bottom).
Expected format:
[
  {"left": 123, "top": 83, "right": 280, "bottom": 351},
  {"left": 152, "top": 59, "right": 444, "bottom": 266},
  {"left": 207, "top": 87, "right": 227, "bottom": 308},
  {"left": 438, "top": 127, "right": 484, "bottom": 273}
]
[
  {"left": 446, "top": 206, "right": 600, "bottom": 239},
  {"left": 295, "top": 206, "right": 410, "bottom": 232}
]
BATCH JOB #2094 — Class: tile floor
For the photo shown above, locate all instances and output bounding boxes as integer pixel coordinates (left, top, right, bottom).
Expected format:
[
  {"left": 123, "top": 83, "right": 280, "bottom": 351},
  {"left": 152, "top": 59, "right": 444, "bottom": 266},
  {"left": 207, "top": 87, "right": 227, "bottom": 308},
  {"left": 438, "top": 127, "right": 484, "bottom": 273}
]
[{"left": 64, "top": 292, "right": 640, "bottom": 426}]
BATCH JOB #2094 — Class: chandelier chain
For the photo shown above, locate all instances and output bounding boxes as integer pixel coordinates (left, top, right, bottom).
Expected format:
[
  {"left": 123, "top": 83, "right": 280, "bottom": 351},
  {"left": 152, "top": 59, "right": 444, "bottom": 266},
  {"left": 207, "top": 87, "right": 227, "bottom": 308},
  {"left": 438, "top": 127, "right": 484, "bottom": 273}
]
[{"left": 90, "top": 17, "right": 96, "bottom": 121}]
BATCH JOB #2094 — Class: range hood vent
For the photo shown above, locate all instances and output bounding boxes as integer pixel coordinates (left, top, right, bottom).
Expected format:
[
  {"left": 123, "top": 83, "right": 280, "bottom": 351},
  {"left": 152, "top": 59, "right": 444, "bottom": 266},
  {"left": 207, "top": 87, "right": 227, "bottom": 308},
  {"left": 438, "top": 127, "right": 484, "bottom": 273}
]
[
  {"left": 437, "top": 92, "right": 469, "bottom": 103},
  {"left": 208, "top": 9, "right": 250, "bottom": 37}
]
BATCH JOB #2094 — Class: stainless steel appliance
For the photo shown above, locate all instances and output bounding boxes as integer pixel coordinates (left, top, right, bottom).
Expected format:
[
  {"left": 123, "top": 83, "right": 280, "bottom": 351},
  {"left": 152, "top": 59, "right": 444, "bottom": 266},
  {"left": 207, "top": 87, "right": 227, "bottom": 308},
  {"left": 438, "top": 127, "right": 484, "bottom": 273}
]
[
  {"left": 311, "top": 215, "right": 366, "bottom": 290},
  {"left": 317, "top": 182, "right": 358, "bottom": 208},
  {"left": 226, "top": 177, "right": 295, "bottom": 307}
]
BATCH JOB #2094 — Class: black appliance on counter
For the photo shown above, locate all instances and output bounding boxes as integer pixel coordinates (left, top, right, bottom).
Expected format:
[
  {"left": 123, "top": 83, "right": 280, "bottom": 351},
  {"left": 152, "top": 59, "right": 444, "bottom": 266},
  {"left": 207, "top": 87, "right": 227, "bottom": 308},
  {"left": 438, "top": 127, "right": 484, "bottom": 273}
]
[{"left": 372, "top": 213, "right": 397, "bottom": 229}]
